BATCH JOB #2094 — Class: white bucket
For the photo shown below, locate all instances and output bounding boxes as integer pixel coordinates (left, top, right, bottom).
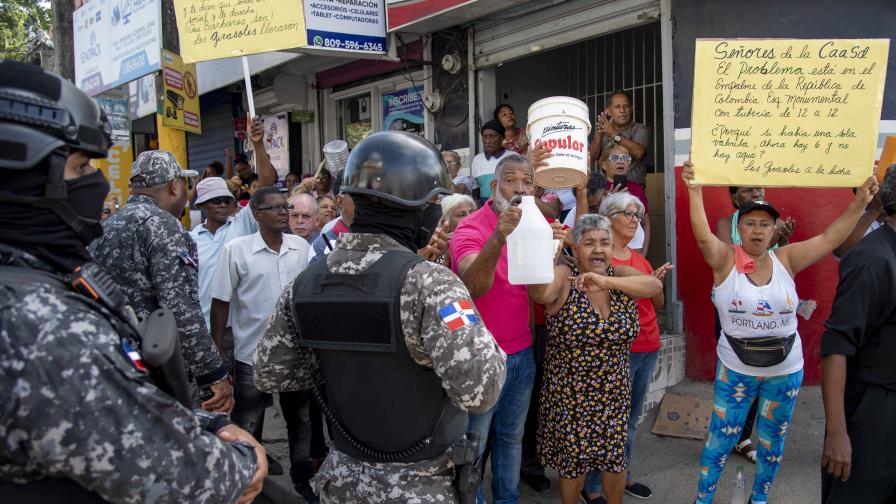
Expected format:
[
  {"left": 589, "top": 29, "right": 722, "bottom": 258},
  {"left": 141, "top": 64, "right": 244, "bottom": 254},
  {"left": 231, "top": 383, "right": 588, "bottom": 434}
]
[{"left": 526, "top": 96, "right": 591, "bottom": 188}]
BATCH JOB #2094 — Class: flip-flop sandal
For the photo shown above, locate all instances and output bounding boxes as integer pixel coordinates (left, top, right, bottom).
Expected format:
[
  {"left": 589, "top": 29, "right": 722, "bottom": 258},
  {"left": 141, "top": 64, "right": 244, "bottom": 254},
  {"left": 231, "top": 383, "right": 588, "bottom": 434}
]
[{"left": 734, "top": 439, "right": 758, "bottom": 463}]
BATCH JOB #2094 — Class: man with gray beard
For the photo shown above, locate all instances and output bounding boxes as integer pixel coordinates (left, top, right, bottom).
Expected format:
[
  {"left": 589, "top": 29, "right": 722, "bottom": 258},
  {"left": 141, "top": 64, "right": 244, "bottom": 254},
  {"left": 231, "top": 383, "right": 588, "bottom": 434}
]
[{"left": 450, "top": 153, "right": 566, "bottom": 503}]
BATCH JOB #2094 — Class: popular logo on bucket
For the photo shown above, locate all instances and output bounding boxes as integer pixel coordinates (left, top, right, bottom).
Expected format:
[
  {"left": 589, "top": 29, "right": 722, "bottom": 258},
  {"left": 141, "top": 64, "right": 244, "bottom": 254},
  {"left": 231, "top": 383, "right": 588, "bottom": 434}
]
[{"left": 537, "top": 121, "right": 586, "bottom": 158}]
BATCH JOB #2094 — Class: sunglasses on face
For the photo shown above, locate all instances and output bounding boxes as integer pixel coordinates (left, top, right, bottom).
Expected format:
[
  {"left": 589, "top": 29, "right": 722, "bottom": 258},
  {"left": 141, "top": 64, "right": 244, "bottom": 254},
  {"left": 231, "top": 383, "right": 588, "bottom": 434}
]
[
  {"left": 608, "top": 154, "right": 632, "bottom": 163},
  {"left": 206, "top": 197, "right": 233, "bottom": 205},
  {"left": 257, "top": 203, "right": 294, "bottom": 213},
  {"left": 612, "top": 209, "right": 643, "bottom": 221}
]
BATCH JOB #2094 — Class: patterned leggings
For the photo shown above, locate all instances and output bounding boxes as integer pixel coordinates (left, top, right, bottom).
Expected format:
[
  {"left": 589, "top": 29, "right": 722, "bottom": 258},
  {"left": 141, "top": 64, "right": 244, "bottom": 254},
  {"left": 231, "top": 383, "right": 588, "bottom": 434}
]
[{"left": 696, "top": 361, "right": 803, "bottom": 504}]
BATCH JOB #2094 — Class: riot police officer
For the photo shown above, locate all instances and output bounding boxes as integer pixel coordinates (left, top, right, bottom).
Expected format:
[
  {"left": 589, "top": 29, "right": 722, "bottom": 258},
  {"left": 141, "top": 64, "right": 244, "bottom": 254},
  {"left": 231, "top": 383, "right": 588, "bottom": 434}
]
[
  {"left": 0, "top": 60, "right": 265, "bottom": 503},
  {"left": 253, "top": 131, "right": 507, "bottom": 503}
]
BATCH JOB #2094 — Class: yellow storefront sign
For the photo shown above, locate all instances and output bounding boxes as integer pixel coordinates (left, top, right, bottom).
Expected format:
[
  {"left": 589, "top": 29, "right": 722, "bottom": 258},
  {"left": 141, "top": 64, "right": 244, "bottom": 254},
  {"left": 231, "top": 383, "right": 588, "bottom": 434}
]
[
  {"left": 161, "top": 49, "right": 202, "bottom": 134},
  {"left": 173, "top": 0, "right": 306, "bottom": 64},
  {"left": 94, "top": 143, "right": 134, "bottom": 206},
  {"left": 690, "top": 39, "right": 889, "bottom": 187}
]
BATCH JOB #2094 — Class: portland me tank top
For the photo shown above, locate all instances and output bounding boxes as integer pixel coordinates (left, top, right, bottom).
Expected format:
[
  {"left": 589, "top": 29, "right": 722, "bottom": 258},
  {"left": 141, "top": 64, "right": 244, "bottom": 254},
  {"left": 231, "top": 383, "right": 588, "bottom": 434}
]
[{"left": 712, "top": 250, "right": 803, "bottom": 377}]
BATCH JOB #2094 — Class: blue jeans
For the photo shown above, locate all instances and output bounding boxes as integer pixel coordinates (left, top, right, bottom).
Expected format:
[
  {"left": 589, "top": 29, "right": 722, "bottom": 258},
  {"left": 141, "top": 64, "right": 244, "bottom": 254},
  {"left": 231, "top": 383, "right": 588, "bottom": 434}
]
[
  {"left": 585, "top": 350, "right": 659, "bottom": 493},
  {"left": 469, "top": 346, "right": 535, "bottom": 504}
]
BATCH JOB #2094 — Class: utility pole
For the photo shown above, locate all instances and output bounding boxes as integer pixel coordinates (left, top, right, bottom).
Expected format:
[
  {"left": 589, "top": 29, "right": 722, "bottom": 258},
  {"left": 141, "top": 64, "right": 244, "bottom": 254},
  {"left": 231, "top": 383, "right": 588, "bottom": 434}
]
[{"left": 50, "top": 0, "right": 75, "bottom": 80}]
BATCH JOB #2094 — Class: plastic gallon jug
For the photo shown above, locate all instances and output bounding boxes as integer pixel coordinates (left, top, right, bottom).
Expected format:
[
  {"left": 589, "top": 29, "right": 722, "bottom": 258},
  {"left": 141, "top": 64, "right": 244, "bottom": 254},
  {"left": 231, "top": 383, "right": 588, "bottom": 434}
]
[
  {"left": 507, "top": 196, "right": 555, "bottom": 285},
  {"left": 526, "top": 96, "right": 591, "bottom": 188}
]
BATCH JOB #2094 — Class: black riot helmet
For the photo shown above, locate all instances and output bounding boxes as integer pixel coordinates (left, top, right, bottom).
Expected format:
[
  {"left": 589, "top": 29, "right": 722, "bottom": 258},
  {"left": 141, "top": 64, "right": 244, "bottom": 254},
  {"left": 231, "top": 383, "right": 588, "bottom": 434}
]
[
  {"left": 0, "top": 60, "right": 111, "bottom": 169},
  {"left": 0, "top": 60, "right": 113, "bottom": 250},
  {"left": 340, "top": 131, "right": 451, "bottom": 208}
]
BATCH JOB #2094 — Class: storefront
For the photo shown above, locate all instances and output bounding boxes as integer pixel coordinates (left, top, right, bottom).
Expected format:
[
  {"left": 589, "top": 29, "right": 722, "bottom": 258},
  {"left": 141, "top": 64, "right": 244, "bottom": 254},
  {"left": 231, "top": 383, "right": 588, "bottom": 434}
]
[
  {"left": 321, "top": 68, "right": 429, "bottom": 149},
  {"left": 468, "top": 0, "right": 682, "bottom": 406}
]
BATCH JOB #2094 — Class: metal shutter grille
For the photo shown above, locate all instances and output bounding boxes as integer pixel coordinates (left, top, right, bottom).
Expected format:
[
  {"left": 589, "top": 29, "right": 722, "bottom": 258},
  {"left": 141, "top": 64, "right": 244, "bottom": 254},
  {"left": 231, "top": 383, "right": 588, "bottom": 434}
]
[
  {"left": 186, "top": 103, "right": 233, "bottom": 173},
  {"left": 473, "top": 0, "right": 660, "bottom": 68}
]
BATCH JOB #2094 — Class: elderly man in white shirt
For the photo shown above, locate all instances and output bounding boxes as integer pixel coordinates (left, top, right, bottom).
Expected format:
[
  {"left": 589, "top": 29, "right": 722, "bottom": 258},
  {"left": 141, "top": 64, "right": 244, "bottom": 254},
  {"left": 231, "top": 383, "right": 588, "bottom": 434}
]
[{"left": 209, "top": 186, "right": 318, "bottom": 500}]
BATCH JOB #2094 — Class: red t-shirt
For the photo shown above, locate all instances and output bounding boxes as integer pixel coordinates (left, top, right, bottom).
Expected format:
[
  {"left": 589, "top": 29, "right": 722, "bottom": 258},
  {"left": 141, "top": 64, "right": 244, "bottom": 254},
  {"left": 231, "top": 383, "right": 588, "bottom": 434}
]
[{"left": 611, "top": 250, "right": 660, "bottom": 352}]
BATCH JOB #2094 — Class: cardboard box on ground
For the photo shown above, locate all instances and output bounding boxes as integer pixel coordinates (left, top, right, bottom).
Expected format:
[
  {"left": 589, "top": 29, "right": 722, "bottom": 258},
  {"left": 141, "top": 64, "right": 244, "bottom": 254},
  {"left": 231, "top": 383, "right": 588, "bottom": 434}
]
[{"left": 651, "top": 392, "right": 712, "bottom": 440}]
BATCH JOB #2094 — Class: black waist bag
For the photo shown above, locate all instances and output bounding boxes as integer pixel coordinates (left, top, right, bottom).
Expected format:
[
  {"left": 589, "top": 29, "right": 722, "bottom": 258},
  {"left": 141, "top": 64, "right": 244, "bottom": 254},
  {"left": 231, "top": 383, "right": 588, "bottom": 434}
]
[{"left": 724, "top": 332, "right": 796, "bottom": 367}]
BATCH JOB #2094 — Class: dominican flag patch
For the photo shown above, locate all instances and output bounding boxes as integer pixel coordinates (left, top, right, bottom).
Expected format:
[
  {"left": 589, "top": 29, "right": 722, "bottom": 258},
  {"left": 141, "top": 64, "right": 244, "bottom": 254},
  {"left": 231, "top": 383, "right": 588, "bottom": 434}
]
[
  {"left": 439, "top": 300, "right": 480, "bottom": 332},
  {"left": 122, "top": 339, "right": 148, "bottom": 373}
]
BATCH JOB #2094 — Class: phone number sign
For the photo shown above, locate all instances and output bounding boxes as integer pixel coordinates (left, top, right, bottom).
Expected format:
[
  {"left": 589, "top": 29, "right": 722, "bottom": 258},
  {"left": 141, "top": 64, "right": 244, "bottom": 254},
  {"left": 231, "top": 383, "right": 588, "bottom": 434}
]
[{"left": 304, "top": 0, "right": 386, "bottom": 54}]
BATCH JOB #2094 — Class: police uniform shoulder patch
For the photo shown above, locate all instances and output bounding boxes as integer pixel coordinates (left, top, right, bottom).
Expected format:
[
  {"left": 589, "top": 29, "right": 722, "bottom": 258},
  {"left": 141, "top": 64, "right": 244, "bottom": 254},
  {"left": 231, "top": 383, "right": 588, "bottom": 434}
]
[
  {"left": 121, "top": 338, "right": 149, "bottom": 373},
  {"left": 178, "top": 251, "right": 197, "bottom": 268},
  {"left": 438, "top": 300, "right": 479, "bottom": 331}
]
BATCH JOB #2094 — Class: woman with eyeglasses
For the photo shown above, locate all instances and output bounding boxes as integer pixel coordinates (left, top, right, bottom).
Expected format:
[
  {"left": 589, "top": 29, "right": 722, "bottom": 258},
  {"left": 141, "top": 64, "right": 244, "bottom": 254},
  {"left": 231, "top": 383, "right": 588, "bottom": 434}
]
[
  {"left": 317, "top": 194, "right": 338, "bottom": 230},
  {"left": 433, "top": 193, "right": 477, "bottom": 267},
  {"left": 599, "top": 144, "right": 650, "bottom": 255},
  {"left": 579, "top": 192, "right": 672, "bottom": 504},
  {"left": 442, "top": 150, "right": 479, "bottom": 200},
  {"left": 682, "top": 161, "right": 878, "bottom": 504},
  {"left": 529, "top": 213, "right": 662, "bottom": 504}
]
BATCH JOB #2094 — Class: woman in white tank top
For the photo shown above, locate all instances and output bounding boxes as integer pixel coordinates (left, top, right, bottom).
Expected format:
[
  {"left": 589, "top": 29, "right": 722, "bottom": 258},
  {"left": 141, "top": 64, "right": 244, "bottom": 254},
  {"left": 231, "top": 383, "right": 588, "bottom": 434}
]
[{"left": 682, "top": 161, "right": 878, "bottom": 504}]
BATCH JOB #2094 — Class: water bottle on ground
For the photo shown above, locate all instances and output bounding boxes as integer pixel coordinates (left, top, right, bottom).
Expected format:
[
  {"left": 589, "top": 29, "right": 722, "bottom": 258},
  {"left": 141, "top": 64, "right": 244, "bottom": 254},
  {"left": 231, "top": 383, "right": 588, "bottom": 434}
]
[{"left": 730, "top": 464, "right": 749, "bottom": 504}]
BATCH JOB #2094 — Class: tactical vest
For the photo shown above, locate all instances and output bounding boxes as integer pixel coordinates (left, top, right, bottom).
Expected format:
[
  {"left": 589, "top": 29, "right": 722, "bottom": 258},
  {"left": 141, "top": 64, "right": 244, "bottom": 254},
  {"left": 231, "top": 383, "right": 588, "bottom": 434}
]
[{"left": 292, "top": 250, "right": 467, "bottom": 463}]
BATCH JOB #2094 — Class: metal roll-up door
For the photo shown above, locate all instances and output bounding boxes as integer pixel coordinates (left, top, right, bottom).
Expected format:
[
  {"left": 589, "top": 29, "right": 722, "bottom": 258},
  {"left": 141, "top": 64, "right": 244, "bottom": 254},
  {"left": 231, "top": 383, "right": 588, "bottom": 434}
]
[
  {"left": 473, "top": 0, "right": 660, "bottom": 68},
  {"left": 187, "top": 99, "right": 234, "bottom": 172}
]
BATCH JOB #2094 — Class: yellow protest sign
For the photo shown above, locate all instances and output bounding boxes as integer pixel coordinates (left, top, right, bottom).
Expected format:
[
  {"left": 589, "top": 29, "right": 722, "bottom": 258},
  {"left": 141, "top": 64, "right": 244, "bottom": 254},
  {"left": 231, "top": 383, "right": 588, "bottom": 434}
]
[
  {"left": 161, "top": 50, "right": 202, "bottom": 134},
  {"left": 94, "top": 143, "right": 134, "bottom": 206},
  {"left": 173, "top": 0, "right": 306, "bottom": 63},
  {"left": 691, "top": 39, "right": 889, "bottom": 187}
]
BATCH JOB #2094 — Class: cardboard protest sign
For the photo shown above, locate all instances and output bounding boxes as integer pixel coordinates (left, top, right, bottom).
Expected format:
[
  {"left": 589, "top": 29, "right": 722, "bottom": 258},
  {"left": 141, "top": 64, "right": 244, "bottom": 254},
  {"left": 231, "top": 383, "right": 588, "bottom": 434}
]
[
  {"left": 691, "top": 39, "right": 889, "bottom": 187},
  {"left": 161, "top": 50, "right": 202, "bottom": 134},
  {"left": 173, "top": 0, "right": 307, "bottom": 63}
]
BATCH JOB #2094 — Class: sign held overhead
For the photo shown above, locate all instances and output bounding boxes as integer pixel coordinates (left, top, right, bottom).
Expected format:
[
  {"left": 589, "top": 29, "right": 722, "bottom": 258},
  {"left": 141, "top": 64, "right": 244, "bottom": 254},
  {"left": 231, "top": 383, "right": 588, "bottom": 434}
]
[{"left": 690, "top": 39, "right": 889, "bottom": 187}]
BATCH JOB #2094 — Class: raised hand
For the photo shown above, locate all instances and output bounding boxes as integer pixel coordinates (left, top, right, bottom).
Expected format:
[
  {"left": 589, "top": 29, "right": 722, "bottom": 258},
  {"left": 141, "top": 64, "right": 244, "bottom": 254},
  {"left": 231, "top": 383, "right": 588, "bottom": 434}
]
[
  {"left": 854, "top": 176, "right": 879, "bottom": 207},
  {"left": 527, "top": 139, "right": 553, "bottom": 169},
  {"left": 652, "top": 262, "right": 674, "bottom": 281},
  {"left": 248, "top": 114, "right": 264, "bottom": 144},
  {"left": 681, "top": 160, "right": 697, "bottom": 188},
  {"left": 495, "top": 205, "right": 522, "bottom": 244}
]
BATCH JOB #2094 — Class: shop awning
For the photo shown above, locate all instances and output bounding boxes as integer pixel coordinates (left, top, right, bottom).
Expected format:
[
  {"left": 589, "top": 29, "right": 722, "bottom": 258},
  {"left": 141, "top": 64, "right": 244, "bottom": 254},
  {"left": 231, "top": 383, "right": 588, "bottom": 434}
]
[
  {"left": 386, "top": 0, "right": 523, "bottom": 35},
  {"left": 196, "top": 52, "right": 301, "bottom": 96}
]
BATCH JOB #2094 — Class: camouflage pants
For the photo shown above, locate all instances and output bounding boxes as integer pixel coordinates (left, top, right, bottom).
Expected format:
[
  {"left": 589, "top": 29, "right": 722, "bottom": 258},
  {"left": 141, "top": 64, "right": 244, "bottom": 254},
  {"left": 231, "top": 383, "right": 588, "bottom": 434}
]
[{"left": 313, "top": 451, "right": 459, "bottom": 503}]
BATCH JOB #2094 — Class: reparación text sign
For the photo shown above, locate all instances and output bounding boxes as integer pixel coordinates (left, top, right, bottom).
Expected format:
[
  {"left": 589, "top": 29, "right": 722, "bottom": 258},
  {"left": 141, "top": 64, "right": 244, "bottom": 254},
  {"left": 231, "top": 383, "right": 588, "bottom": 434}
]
[
  {"left": 691, "top": 39, "right": 889, "bottom": 187},
  {"left": 173, "top": 0, "right": 386, "bottom": 63}
]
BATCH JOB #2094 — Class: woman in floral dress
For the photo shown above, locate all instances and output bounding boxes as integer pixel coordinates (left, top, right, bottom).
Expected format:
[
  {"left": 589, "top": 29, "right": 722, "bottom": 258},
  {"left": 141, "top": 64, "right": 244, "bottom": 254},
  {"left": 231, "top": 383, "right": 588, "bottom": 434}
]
[{"left": 528, "top": 214, "right": 662, "bottom": 504}]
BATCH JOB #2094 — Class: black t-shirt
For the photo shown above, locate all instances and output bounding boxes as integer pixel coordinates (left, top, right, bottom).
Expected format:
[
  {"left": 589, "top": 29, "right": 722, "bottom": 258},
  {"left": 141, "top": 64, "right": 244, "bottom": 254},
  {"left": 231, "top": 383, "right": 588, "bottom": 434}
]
[{"left": 821, "top": 224, "right": 896, "bottom": 390}]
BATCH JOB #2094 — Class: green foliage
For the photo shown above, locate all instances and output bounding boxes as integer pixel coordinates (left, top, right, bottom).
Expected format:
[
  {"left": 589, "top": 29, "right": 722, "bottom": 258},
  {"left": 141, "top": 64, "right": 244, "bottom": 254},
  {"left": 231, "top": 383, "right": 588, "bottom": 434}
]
[{"left": 0, "top": 0, "right": 52, "bottom": 61}]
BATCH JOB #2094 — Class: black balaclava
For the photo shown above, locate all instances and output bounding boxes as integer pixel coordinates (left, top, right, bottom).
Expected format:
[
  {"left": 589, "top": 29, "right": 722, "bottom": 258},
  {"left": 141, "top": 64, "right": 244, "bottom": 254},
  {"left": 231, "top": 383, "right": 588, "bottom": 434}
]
[
  {"left": 350, "top": 195, "right": 438, "bottom": 252},
  {"left": 0, "top": 158, "right": 110, "bottom": 272}
]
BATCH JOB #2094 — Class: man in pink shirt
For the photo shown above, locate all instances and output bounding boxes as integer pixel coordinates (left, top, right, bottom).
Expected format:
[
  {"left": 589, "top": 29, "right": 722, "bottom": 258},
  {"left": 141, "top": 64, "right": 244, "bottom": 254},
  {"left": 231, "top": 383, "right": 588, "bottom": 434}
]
[{"left": 451, "top": 152, "right": 563, "bottom": 503}]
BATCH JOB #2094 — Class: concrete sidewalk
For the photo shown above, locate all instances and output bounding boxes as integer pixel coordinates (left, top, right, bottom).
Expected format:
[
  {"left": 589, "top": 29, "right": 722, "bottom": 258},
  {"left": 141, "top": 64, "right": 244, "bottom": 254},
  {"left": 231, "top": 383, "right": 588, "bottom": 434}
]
[{"left": 259, "top": 379, "right": 825, "bottom": 503}]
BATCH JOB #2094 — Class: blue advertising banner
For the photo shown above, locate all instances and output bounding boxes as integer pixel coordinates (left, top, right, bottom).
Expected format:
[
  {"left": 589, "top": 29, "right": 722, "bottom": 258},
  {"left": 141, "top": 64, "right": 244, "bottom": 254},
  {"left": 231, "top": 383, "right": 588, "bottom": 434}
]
[
  {"left": 73, "top": 0, "right": 163, "bottom": 96},
  {"left": 383, "top": 86, "right": 424, "bottom": 136},
  {"left": 303, "top": 0, "right": 386, "bottom": 54}
]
